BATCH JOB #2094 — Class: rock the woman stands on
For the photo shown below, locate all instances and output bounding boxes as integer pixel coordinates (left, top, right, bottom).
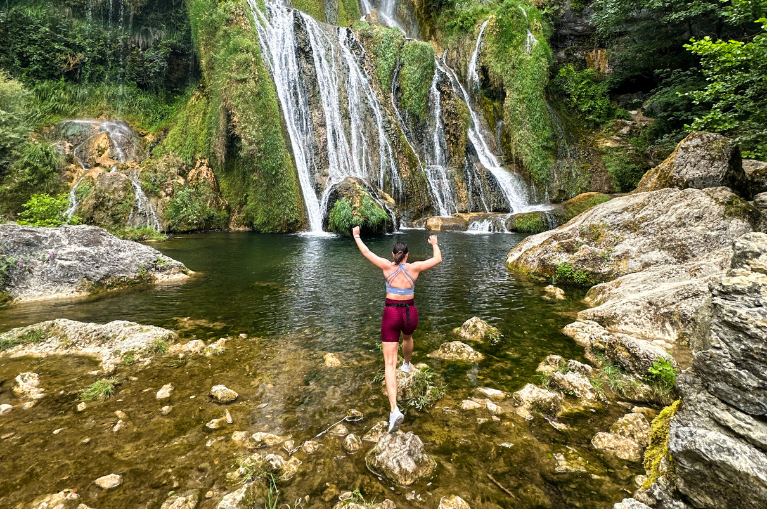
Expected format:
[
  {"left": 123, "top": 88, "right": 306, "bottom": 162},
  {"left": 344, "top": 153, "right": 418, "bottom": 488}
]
[{"left": 352, "top": 226, "right": 442, "bottom": 432}]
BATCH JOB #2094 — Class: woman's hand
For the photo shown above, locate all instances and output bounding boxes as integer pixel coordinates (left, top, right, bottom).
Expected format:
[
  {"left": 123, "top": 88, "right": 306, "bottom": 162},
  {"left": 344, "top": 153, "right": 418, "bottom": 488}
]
[
  {"left": 428, "top": 235, "right": 438, "bottom": 245},
  {"left": 352, "top": 226, "right": 361, "bottom": 237}
]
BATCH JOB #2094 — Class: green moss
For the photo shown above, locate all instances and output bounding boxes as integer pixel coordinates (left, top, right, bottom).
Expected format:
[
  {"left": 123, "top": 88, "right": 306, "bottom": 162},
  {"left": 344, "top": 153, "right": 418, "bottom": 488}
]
[
  {"left": 643, "top": 400, "right": 681, "bottom": 489},
  {"left": 336, "top": 0, "right": 361, "bottom": 26},
  {"left": 722, "top": 195, "right": 760, "bottom": 226},
  {"left": 554, "top": 262, "right": 594, "bottom": 287},
  {"left": 184, "top": 0, "right": 304, "bottom": 232},
  {"left": 159, "top": 87, "right": 214, "bottom": 165},
  {"left": 108, "top": 226, "right": 167, "bottom": 242},
  {"left": 292, "top": 0, "right": 326, "bottom": 22},
  {"left": 399, "top": 40, "right": 435, "bottom": 118},
  {"left": 512, "top": 212, "right": 547, "bottom": 233},
  {"left": 563, "top": 192, "right": 612, "bottom": 221},
  {"left": 603, "top": 148, "right": 646, "bottom": 192},
  {"left": 328, "top": 196, "right": 389, "bottom": 236},
  {"left": 164, "top": 184, "right": 229, "bottom": 232},
  {"left": 0, "top": 328, "right": 47, "bottom": 351},
  {"left": 356, "top": 23, "right": 405, "bottom": 89}
]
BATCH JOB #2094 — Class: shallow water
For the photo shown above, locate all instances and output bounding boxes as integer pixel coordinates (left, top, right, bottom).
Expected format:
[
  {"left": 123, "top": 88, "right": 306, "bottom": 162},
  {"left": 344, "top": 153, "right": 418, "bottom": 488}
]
[{"left": 0, "top": 231, "right": 642, "bottom": 508}]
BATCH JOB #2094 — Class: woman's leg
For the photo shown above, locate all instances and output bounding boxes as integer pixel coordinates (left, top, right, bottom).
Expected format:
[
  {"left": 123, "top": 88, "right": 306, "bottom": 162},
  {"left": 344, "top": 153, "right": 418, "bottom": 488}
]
[
  {"left": 402, "top": 334, "right": 413, "bottom": 365},
  {"left": 382, "top": 341, "right": 399, "bottom": 412}
]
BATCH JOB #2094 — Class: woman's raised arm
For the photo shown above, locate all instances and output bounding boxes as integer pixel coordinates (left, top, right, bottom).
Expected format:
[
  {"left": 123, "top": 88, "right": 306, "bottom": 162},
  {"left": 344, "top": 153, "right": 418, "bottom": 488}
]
[
  {"left": 411, "top": 235, "right": 441, "bottom": 272},
  {"left": 353, "top": 226, "right": 391, "bottom": 269}
]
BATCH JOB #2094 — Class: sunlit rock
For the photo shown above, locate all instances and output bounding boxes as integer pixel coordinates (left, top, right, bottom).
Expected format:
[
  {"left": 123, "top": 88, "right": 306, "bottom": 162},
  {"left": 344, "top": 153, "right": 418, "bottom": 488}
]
[
  {"left": 94, "top": 473, "right": 123, "bottom": 489},
  {"left": 210, "top": 385, "right": 238, "bottom": 403},
  {"left": 251, "top": 432, "right": 288, "bottom": 448},
  {"left": 512, "top": 383, "right": 563, "bottom": 415},
  {"left": 455, "top": 317, "right": 502, "bottom": 343},
  {"left": 365, "top": 431, "right": 436, "bottom": 486},
  {"left": 427, "top": 341, "right": 484, "bottom": 362},
  {"left": 362, "top": 421, "right": 388, "bottom": 442},
  {"left": 543, "top": 285, "right": 566, "bottom": 300},
  {"left": 156, "top": 384, "right": 173, "bottom": 400},
  {"left": 343, "top": 433, "right": 362, "bottom": 454},
  {"left": 160, "top": 490, "right": 199, "bottom": 509},
  {"left": 0, "top": 404, "right": 13, "bottom": 416},
  {"left": 324, "top": 352, "right": 342, "bottom": 367},
  {"left": 13, "top": 372, "right": 44, "bottom": 400}
]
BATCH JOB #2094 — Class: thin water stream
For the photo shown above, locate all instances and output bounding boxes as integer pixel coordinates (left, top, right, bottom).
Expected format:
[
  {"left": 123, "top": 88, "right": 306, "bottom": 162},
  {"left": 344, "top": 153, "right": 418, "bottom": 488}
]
[{"left": 0, "top": 232, "right": 641, "bottom": 508}]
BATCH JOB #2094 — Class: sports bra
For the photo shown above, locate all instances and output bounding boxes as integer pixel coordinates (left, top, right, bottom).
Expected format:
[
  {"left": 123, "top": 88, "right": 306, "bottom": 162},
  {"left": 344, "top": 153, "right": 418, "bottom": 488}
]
[{"left": 385, "top": 263, "right": 415, "bottom": 295}]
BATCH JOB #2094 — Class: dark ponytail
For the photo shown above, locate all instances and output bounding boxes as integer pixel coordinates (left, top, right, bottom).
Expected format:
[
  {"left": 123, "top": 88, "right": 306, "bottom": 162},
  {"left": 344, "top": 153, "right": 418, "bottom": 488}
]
[{"left": 393, "top": 242, "right": 408, "bottom": 264}]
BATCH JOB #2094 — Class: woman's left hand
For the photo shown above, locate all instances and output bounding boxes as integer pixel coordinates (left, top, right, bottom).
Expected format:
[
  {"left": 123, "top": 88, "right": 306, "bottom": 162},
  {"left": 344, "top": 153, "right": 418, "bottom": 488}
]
[{"left": 352, "top": 226, "right": 361, "bottom": 237}]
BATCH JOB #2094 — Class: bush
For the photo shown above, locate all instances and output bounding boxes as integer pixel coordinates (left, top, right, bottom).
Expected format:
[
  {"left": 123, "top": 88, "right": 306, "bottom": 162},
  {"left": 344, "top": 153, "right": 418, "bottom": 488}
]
[
  {"left": 327, "top": 196, "right": 389, "bottom": 236},
  {"left": 17, "top": 193, "right": 80, "bottom": 227},
  {"left": 164, "top": 185, "right": 228, "bottom": 232},
  {"left": 645, "top": 358, "right": 678, "bottom": 393},
  {"left": 551, "top": 64, "right": 616, "bottom": 128},
  {"left": 0, "top": 140, "right": 66, "bottom": 217},
  {"left": 0, "top": 72, "right": 32, "bottom": 175},
  {"left": 603, "top": 149, "right": 646, "bottom": 192}
]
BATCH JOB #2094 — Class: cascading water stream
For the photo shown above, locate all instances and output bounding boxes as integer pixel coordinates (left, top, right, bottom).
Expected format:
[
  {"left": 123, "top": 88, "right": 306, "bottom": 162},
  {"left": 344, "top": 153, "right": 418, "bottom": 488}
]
[
  {"left": 251, "top": 0, "right": 402, "bottom": 233},
  {"left": 519, "top": 7, "right": 537, "bottom": 54},
  {"left": 468, "top": 20, "right": 489, "bottom": 92},
  {"left": 425, "top": 71, "right": 457, "bottom": 216}
]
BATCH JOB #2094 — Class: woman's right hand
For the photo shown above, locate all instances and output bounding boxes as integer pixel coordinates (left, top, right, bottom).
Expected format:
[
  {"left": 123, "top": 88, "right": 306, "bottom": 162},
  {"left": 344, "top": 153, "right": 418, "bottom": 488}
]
[
  {"left": 352, "top": 226, "right": 361, "bottom": 237},
  {"left": 428, "top": 235, "right": 438, "bottom": 245}
]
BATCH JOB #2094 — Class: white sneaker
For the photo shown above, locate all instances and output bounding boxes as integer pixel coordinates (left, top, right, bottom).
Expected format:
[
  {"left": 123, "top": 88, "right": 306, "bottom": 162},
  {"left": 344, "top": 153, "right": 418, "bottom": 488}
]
[
  {"left": 401, "top": 362, "right": 411, "bottom": 373},
  {"left": 388, "top": 408, "right": 404, "bottom": 433}
]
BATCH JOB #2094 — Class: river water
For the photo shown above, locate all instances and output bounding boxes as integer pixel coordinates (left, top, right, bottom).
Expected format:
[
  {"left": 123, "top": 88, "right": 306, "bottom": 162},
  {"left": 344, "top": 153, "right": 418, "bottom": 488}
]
[{"left": 0, "top": 231, "right": 641, "bottom": 508}]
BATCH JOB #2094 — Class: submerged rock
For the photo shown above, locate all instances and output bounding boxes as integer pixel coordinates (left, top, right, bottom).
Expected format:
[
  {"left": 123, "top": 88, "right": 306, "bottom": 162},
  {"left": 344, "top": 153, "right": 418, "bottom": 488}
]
[
  {"left": 216, "top": 485, "right": 248, "bottom": 509},
  {"left": 427, "top": 341, "right": 484, "bottom": 362},
  {"left": 251, "top": 432, "right": 287, "bottom": 448},
  {"left": 343, "top": 433, "right": 362, "bottom": 454},
  {"left": 13, "top": 372, "right": 44, "bottom": 400},
  {"left": 156, "top": 384, "right": 174, "bottom": 400},
  {"left": 543, "top": 285, "right": 566, "bottom": 300},
  {"left": 438, "top": 495, "right": 471, "bottom": 509},
  {"left": 94, "top": 473, "right": 123, "bottom": 489},
  {"left": 160, "top": 490, "right": 199, "bottom": 509},
  {"left": 210, "top": 385, "right": 238, "bottom": 403},
  {"left": 592, "top": 413, "right": 650, "bottom": 462},
  {"left": 550, "top": 370, "right": 599, "bottom": 403},
  {"left": 362, "top": 421, "right": 388, "bottom": 442},
  {"left": 0, "top": 224, "right": 189, "bottom": 303},
  {"left": 365, "top": 432, "right": 436, "bottom": 486},
  {"left": 0, "top": 319, "right": 177, "bottom": 371},
  {"left": 512, "top": 384, "right": 563, "bottom": 416},
  {"left": 477, "top": 387, "right": 505, "bottom": 400},
  {"left": 324, "top": 352, "right": 342, "bottom": 367},
  {"left": 329, "top": 423, "right": 349, "bottom": 436},
  {"left": 0, "top": 404, "right": 12, "bottom": 416},
  {"left": 27, "top": 490, "right": 81, "bottom": 509},
  {"left": 455, "top": 317, "right": 502, "bottom": 343}
]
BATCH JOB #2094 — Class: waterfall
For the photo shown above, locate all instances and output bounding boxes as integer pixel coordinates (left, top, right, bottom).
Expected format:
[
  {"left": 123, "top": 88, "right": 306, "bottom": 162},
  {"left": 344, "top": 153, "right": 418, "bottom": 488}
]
[
  {"left": 434, "top": 58, "right": 533, "bottom": 213},
  {"left": 425, "top": 71, "right": 457, "bottom": 216},
  {"left": 251, "top": 0, "right": 403, "bottom": 232},
  {"left": 468, "top": 20, "right": 489, "bottom": 91},
  {"left": 359, "top": 0, "right": 404, "bottom": 33},
  {"left": 519, "top": 7, "right": 537, "bottom": 54}
]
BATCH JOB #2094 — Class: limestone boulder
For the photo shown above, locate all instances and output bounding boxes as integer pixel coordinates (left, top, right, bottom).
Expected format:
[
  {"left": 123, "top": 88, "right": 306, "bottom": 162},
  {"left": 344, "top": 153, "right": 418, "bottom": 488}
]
[
  {"left": 634, "top": 132, "right": 748, "bottom": 197},
  {"left": 210, "top": 385, "right": 238, "bottom": 403},
  {"left": 549, "top": 371, "right": 599, "bottom": 403},
  {"left": 744, "top": 159, "right": 767, "bottom": 195},
  {"left": 592, "top": 431, "right": 644, "bottom": 462},
  {"left": 512, "top": 384, "right": 563, "bottom": 415},
  {"left": 0, "top": 319, "right": 177, "bottom": 371},
  {"left": 425, "top": 216, "right": 468, "bottom": 231},
  {"left": 438, "top": 495, "right": 471, "bottom": 509},
  {"left": 343, "top": 433, "right": 362, "bottom": 454},
  {"left": 455, "top": 317, "right": 502, "bottom": 344},
  {"left": 362, "top": 421, "right": 389, "bottom": 442},
  {"left": 0, "top": 225, "right": 189, "bottom": 303},
  {"left": 160, "top": 491, "right": 199, "bottom": 509},
  {"left": 365, "top": 432, "right": 436, "bottom": 486},
  {"left": 427, "top": 341, "right": 484, "bottom": 362}
]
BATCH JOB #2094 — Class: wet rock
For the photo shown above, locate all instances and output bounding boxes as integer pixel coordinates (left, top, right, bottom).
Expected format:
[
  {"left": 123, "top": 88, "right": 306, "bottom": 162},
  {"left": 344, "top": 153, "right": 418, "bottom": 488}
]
[
  {"left": 343, "top": 433, "right": 362, "bottom": 454},
  {"left": 592, "top": 413, "right": 649, "bottom": 462},
  {"left": 634, "top": 132, "right": 748, "bottom": 196},
  {"left": 329, "top": 423, "right": 349, "bottom": 436},
  {"left": 161, "top": 405, "right": 173, "bottom": 415},
  {"left": 613, "top": 499, "right": 652, "bottom": 509},
  {"left": 567, "top": 359, "right": 594, "bottom": 377},
  {"left": 455, "top": 317, "right": 502, "bottom": 343},
  {"left": 302, "top": 440, "right": 321, "bottom": 454},
  {"left": 549, "top": 371, "right": 599, "bottom": 403},
  {"left": 21, "top": 401, "right": 36, "bottom": 410},
  {"left": 346, "top": 408, "right": 363, "bottom": 421},
  {"left": 438, "top": 495, "right": 471, "bottom": 509},
  {"left": 0, "top": 224, "right": 189, "bottom": 303},
  {"left": 425, "top": 216, "right": 468, "bottom": 231},
  {"left": 536, "top": 355, "right": 565, "bottom": 375},
  {"left": 427, "top": 341, "right": 484, "bottom": 362},
  {"left": 393, "top": 363, "right": 429, "bottom": 399},
  {"left": 282, "top": 439, "right": 295, "bottom": 452},
  {"left": 160, "top": 490, "right": 199, "bottom": 509},
  {"left": 206, "top": 418, "right": 226, "bottom": 430},
  {"left": 0, "top": 404, "right": 12, "bottom": 415},
  {"left": 216, "top": 484, "right": 248, "bottom": 509},
  {"left": 27, "top": 490, "right": 81, "bottom": 509},
  {"left": 611, "top": 413, "right": 650, "bottom": 447},
  {"left": 362, "top": 421, "right": 388, "bottom": 442},
  {"left": 553, "top": 452, "right": 588, "bottom": 473},
  {"left": 94, "top": 473, "right": 123, "bottom": 489},
  {"left": 543, "top": 285, "right": 566, "bottom": 300},
  {"left": 366, "top": 432, "right": 436, "bottom": 486},
  {"left": 13, "top": 372, "right": 44, "bottom": 400},
  {"left": 485, "top": 400, "right": 505, "bottom": 416},
  {"left": 77, "top": 402, "right": 86, "bottom": 412},
  {"left": 512, "top": 384, "right": 563, "bottom": 415},
  {"left": 169, "top": 339, "right": 206, "bottom": 355},
  {"left": 115, "top": 410, "right": 128, "bottom": 420},
  {"left": 113, "top": 420, "right": 125, "bottom": 432},
  {"left": 264, "top": 453, "right": 285, "bottom": 472},
  {"left": 460, "top": 399, "right": 483, "bottom": 411},
  {"left": 592, "top": 432, "right": 643, "bottom": 462},
  {"left": 251, "top": 432, "right": 288, "bottom": 448},
  {"left": 477, "top": 387, "right": 505, "bottom": 400},
  {"left": 156, "top": 384, "right": 173, "bottom": 399},
  {"left": 210, "top": 385, "right": 238, "bottom": 403},
  {"left": 324, "top": 352, "right": 342, "bottom": 367},
  {"left": 231, "top": 431, "right": 250, "bottom": 446},
  {"left": 0, "top": 319, "right": 177, "bottom": 371}
]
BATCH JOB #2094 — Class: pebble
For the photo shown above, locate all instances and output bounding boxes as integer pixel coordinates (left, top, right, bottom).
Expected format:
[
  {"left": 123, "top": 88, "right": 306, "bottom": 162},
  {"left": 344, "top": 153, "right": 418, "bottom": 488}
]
[
  {"left": 82, "top": 438, "right": 91, "bottom": 444},
  {"left": 239, "top": 333, "right": 247, "bottom": 339},
  {"left": 156, "top": 384, "right": 174, "bottom": 400},
  {"left": 129, "top": 376, "right": 139, "bottom": 381},
  {"left": 77, "top": 402, "right": 86, "bottom": 412},
  {"left": 94, "top": 473, "right": 123, "bottom": 489},
  {"left": 206, "top": 418, "right": 226, "bottom": 430},
  {"left": 161, "top": 405, "right": 173, "bottom": 415},
  {"left": 1, "top": 432, "right": 15, "bottom": 439},
  {"left": 256, "top": 402, "right": 268, "bottom": 409},
  {"left": 0, "top": 404, "right": 12, "bottom": 415},
  {"left": 225, "top": 409, "right": 233, "bottom": 424},
  {"left": 113, "top": 420, "right": 125, "bottom": 432},
  {"left": 53, "top": 428, "right": 64, "bottom": 435},
  {"left": 115, "top": 410, "right": 128, "bottom": 420},
  {"left": 323, "top": 353, "right": 342, "bottom": 367},
  {"left": 22, "top": 401, "right": 36, "bottom": 410},
  {"left": 303, "top": 441, "right": 321, "bottom": 454}
]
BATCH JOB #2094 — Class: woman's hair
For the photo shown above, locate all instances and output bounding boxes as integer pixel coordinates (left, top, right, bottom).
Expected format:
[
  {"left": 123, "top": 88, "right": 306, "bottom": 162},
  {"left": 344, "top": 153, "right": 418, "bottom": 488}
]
[{"left": 392, "top": 242, "right": 408, "bottom": 264}]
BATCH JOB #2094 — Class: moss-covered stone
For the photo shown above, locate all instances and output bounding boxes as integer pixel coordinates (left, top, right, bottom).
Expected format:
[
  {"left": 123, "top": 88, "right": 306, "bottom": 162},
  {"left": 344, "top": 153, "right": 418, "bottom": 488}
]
[
  {"left": 76, "top": 171, "right": 136, "bottom": 228},
  {"left": 562, "top": 192, "right": 612, "bottom": 221},
  {"left": 399, "top": 40, "right": 436, "bottom": 118},
  {"left": 326, "top": 178, "right": 390, "bottom": 236},
  {"left": 510, "top": 211, "right": 547, "bottom": 233},
  {"left": 642, "top": 400, "right": 681, "bottom": 489}
]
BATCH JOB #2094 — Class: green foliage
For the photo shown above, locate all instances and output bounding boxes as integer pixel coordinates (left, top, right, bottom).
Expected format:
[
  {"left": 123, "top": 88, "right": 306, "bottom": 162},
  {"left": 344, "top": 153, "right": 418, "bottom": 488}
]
[
  {"left": 399, "top": 41, "right": 436, "bottom": 118},
  {"left": 407, "top": 366, "right": 446, "bottom": 410},
  {"left": 645, "top": 358, "right": 678, "bottom": 393},
  {"left": 551, "top": 65, "right": 616, "bottom": 128},
  {"left": 553, "top": 262, "right": 594, "bottom": 287},
  {"left": 602, "top": 149, "right": 646, "bottom": 192},
  {"left": 292, "top": 0, "right": 326, "bottom": 22},
  {"left": 165, "top": 184, "right": 228, "bottom": 232},
  {"left": 145, "top": 339, "right": 168, "bottom": 355},
  {"left": 80, "top": 377, "right": 119, "bottom": 402},
  {"left": 0, "top": 328, "right": 45, "bottom": 351},
  {"left": 0, "top": 141, "right": 66, "bottom": 217},
  {"left": 108, "top": 226, "right": 167, "bottom": 242},
  {"left": 18, "top": 193, "right": 80, "bottom": 227},
  {"left": 355, "top": 23, "right": 405, "bottom": 90},
  {"left": 0, "top": 253, "right": 18, "bottom": 289},
  {"left": 512, "top": 212, "right": 546, "bottom": 233},
  {"left": 327, "top": 196, "right": 389, "bottom": 236},
  {"left": 0, "top": 72, "right": 32, "bottom": 174},
  {"left": 685, "top": 19, "right": 767, "bottom": 159}
]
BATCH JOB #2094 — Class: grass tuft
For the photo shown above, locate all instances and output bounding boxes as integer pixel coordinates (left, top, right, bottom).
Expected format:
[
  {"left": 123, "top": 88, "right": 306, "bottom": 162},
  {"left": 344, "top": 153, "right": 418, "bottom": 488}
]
[{"left": 80, "top": 378, "right": 120, "bottom": 402}]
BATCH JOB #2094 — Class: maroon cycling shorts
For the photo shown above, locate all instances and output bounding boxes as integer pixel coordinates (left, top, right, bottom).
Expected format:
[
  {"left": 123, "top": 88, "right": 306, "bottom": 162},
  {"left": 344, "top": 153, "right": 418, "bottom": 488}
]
[{"left": 381, "top": 298, "right": 419, "bottom": 342}]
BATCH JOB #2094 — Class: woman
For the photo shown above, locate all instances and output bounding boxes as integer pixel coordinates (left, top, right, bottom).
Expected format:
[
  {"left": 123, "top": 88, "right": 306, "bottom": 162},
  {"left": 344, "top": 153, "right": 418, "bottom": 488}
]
[{"left": 352, "top": 225, "right": 442, "bottom": 432}]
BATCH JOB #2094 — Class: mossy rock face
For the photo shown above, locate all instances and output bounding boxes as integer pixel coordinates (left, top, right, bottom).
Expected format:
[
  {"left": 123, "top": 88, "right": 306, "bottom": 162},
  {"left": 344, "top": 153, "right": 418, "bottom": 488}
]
[
  {"left": 562, "top": 192, "right": 612, "bottom": 222},
  {"left": 642, "top": 400, "right": 680, "bottom": 489},
  {"left": 634, "top": 132, "right": 749, "bottom": 198},
  {"left": 508, "top": 211, "right": 549, "bottom": 234},
  {"left": 76, "top": 171, "right": 136, "bottom": 228},
  {"left": 326, "top": 178, "right": 393, "bottom": 236}
]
